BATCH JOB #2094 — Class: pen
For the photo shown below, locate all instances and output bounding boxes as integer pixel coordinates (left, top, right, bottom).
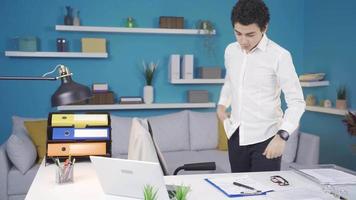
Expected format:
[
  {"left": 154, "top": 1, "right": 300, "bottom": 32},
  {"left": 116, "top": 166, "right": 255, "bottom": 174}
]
[{"left": 233, "top": 182, "right": 261, "bottom": 192}]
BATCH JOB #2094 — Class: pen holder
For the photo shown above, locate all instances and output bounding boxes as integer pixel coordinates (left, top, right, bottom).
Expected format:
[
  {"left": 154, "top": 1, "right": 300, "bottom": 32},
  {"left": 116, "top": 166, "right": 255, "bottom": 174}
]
[{"left": 55, "top": 165, "right": 74, "bottom": 184}]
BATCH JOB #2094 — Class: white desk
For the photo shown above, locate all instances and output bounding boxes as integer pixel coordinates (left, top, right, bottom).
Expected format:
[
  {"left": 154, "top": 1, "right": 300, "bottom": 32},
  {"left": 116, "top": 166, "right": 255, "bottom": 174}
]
[{"left": 25, "top": 161, "right": 354, "bottom": 200}]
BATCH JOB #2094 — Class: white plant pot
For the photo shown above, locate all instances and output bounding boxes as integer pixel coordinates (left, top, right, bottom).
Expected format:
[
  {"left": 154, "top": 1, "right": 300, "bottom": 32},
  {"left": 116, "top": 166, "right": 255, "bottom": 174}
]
[{"left": 143, "top": 85, "right": 154, "bottom": 104}]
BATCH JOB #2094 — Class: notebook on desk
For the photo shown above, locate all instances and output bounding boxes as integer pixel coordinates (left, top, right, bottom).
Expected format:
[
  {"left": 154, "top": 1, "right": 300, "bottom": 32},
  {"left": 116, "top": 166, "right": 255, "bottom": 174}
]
[{"left": 90, "top": 156, "right": 170, "bottom": 200}]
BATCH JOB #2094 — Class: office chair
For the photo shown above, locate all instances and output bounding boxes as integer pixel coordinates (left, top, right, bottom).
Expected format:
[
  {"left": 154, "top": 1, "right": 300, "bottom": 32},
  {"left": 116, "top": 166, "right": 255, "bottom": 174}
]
[{"left": 128, "top": 118, "right": 216, "bottom": 175}]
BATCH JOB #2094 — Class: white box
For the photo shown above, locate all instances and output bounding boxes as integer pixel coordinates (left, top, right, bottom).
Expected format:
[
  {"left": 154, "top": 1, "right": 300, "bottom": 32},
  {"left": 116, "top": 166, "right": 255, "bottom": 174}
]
[
  {"left": 182, "top": 54, "right": 194, "bottom": 79},
  {"left": 169, "top": 54, "right": 180, "bottom": 81}
]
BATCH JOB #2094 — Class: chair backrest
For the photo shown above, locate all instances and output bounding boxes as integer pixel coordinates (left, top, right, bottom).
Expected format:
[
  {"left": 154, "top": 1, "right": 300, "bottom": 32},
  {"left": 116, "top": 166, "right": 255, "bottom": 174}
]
[{"left": 127, "top": 118, "right": 169, "bottom": 175}]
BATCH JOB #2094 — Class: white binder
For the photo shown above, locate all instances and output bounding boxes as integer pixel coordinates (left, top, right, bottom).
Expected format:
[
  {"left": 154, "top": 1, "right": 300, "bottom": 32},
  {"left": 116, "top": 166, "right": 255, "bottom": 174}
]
[
  {"left": 169, "top": 54, "right": 180, "bottom": 80},
  {"left": 182, "top": 54, "right": 194, "bottom": 79}
]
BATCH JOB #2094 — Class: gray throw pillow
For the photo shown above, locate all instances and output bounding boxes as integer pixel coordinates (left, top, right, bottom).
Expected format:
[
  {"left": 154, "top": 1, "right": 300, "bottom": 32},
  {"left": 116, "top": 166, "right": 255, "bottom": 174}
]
[
  {"left": 189, "top": 111, "right": 218, "bottom": 150},
  {"left": 6, "top": 134, "right": 37, "bottom": 174},
  {"left": 12, "top": 116, "right": 45, "bottom": 136},
  {"left": 110, "top": 115, "right": 133, "bottom": 156}
]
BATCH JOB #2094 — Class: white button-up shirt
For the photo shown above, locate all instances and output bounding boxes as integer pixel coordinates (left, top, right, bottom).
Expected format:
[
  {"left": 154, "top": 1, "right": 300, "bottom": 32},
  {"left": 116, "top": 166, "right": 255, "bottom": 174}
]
[{"left": 219, "top": 34, "right": 305, "bottom": 145}]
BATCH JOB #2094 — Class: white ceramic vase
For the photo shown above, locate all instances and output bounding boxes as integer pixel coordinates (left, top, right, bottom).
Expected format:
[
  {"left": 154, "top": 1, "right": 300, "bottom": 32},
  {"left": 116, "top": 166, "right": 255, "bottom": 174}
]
[{"left": 143, "top": 85, "right": 154, "bottom": 104}]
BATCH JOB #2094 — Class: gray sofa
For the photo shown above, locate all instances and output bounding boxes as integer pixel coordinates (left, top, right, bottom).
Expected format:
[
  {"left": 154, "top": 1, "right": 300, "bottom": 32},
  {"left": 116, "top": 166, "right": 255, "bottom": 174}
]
[{"left": 0, "top": 110, "right": 320, "bottom": 200}]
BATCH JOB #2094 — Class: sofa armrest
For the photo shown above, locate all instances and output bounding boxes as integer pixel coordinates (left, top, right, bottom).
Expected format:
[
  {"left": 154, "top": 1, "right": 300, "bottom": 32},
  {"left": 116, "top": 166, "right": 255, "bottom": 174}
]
[
  {"left": 0, "top": 143, "right": 10, "bottom": 200},
  {"left": 295, "top": 132, "right": 320, "bottom": 166}
]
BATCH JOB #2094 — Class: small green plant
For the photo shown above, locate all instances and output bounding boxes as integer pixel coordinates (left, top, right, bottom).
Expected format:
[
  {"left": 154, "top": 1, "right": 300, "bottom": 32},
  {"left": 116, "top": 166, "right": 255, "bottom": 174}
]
[
  {"left": 142, "top": 60, "right": 159, "bottom": 86},
  {"left": 173, "top": 185, "right": 190, "bottom": 200},
  {"left": 337, "top": 86, "right": 346, "bottom": 100},
  {"left": 196, "top": 20, "right": 216, "bottom": 58},
  {"left": 143, "top": 185, "right": 158, "bottom": 200},
  {"left": 196, "top": 20, "right": 215, "bottom": 34}
]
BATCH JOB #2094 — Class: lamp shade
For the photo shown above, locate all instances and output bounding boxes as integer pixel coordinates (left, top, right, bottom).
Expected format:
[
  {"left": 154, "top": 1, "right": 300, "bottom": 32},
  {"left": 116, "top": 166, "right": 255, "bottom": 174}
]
[{"left": 51, "top": 66, "right": 91, "bottom": 107}]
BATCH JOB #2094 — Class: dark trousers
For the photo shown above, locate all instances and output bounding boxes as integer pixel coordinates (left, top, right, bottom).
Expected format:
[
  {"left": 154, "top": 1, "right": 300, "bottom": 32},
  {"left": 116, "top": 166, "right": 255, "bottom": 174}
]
[{"left": 228, "top": 128, "right": 281, "bottom": 172}]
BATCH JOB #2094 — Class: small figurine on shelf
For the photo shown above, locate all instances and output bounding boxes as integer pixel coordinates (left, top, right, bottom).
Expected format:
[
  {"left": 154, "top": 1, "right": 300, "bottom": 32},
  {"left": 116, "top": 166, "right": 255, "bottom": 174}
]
[
  {"left": 73, "top": 9, "right": 80, "bottom": 26},
  {"left": 126, "top": 17, "right": 136, "bottom": 28},
  {"left": 64, "top": 6, "right": 73, "bottom": 25}
]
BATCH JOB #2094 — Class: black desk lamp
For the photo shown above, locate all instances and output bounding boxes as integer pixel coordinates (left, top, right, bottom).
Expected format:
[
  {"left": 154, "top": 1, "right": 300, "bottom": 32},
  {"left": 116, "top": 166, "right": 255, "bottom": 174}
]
[{"left": 0, "top": 64, "right": 91, "bottom": 107}]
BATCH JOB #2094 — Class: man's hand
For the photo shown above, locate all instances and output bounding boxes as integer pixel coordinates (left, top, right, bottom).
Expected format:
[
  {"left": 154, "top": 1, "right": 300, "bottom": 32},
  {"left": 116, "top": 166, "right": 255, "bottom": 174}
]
[
  {"left": 263, "top": 135, "right": 286, "bottom": 159},
  {"left": 217, "top": 105, "right": 228, "bottom": 122}
]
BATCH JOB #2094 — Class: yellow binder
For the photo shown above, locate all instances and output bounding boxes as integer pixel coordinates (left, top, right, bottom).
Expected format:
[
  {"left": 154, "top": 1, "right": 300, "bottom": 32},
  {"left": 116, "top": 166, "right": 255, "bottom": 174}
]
[{"left": 51, "top": 114, "right": 109, "bottom": 128}]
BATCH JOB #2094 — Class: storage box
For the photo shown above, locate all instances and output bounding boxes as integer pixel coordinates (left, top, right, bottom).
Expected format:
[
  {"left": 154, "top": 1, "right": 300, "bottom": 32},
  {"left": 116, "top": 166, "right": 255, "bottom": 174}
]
[
  {"left": 18, "top": 37, "right": 38, "bottom": 52},
  {"left": 159, "top": 16, "right": 184, "bottom": 29},
  {"left": 188, "top": 90, "right": 209, "bottom": 103},
  {"left": 81, "top": 38, "right": 107, "bottom": 53},
  {"left": 199, "top": 67, "right": 222, "bottom": 79},
  {"left": 89, "top": 92, "right": 115, "bottom": 105}
]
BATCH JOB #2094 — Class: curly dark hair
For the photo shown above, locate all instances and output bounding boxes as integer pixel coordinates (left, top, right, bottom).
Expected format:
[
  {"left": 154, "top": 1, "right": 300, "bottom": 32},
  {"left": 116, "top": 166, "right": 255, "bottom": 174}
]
[{"left": 231, "top": 0, "right": 270, "bottom": 31}]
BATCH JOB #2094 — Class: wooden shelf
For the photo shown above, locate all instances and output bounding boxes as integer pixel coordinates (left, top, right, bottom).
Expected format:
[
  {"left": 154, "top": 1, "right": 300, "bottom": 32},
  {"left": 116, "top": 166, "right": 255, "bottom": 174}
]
[
  {"left": 300, "top": 81, "right": 329, "bottom": 87},
  {"left": 55, "top": 25, "right": 216, "bottom": 35},
  {"left": 57, "top": 102, "right": 216, "bottom": 111},
  {"left": 171, "top": 79, "right": 224, "bottom": 84},
  {"left": 5, "top": 51, "right": 108, "bottom": 58},
  {"left": 305, "top": 106, "right": 349, "bottom": 116}
]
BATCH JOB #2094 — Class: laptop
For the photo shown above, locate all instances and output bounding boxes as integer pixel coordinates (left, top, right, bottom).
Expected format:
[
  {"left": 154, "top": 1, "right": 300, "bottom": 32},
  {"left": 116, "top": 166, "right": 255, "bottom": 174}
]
[{"left": 90, "top": 156, "right": 170, "bottom": 200}]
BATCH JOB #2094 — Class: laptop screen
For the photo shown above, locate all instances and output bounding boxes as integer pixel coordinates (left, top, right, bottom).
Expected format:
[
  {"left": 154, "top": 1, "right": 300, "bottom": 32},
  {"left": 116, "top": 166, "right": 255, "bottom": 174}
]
[{"left": 90, "top": 156, "right": 170, "bottom": 200}]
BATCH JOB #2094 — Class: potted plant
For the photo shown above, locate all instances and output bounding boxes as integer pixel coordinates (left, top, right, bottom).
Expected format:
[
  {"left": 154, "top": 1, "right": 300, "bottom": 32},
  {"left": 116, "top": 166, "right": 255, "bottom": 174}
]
[
  {"left": 143, "top": 185, "right": 158, "bottom": 200},
  {"left": 336, "top": 86, "right": 347, "bottom": 109},
  {"left": 142, "top": 60, "right": 159, "bottom": 104},
  {"left": 196, "top": 20, "right": 216, "bottom": 57},
  {"left": 173, "top": 185, "right": 190, "bottom": 200},
  {"left": 343, "top": 111, "right": 356, "bottom": 136}
]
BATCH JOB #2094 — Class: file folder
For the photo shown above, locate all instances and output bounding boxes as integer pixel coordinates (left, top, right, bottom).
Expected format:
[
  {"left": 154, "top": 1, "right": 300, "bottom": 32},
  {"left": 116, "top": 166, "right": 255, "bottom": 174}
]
[
  {"left": 51, "top": 127, "right": 110, "bottom": 140},
  {"left": 50, "top": 113, "right": 109, "bottom": 128},
  {"left": 47, "top": 142, "right": 107, "bottom": 157}
]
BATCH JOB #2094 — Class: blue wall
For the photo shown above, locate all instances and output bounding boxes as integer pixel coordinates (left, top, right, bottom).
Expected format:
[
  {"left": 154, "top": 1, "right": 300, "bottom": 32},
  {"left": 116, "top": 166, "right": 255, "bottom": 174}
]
[
  {"left": 302, "top": 0, "right": 356, "bottom": 170},
  {"left": 0, "top": 0, "right": 304, "bottom": 144}
]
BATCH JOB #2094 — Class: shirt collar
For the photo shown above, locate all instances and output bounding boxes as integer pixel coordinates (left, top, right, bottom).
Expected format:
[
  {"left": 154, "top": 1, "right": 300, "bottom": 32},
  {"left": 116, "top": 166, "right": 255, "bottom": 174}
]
[
  {"left": 255, "top": 34, "right": 269, "bottom": 52},
  {"left": 245, "top": 34, "right": 268, "bottom": 53}
]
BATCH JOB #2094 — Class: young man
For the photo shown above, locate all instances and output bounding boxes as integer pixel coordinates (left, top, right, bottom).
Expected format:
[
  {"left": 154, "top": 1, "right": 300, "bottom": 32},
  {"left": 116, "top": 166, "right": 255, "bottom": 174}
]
[{"left": 217, "top": 0, "right": 305, "bottom": 172}]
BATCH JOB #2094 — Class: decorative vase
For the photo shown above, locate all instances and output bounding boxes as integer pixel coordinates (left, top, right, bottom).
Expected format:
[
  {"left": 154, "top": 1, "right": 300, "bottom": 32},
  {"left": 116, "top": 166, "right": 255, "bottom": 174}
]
[
  {"left": 143, "top": 85, "right": 154, "bottom": 104},
  {"left": 305, "top": 94, "right": 316, "bottom": 106},
  {"left": 336, "top": 99, "right": 347, "bottom": 110},
  {"left": 73, "top": 9, "right": 80, "bottom": 26},
  {"left": 64, "top": 6, "right": 73, "bottom": 25}
]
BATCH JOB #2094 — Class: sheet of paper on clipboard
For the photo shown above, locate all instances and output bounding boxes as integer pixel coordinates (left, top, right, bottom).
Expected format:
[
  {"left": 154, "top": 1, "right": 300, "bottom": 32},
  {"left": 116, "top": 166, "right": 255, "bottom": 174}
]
[{"left": 204, "top": 175, "right": 274, "bottom": 198}]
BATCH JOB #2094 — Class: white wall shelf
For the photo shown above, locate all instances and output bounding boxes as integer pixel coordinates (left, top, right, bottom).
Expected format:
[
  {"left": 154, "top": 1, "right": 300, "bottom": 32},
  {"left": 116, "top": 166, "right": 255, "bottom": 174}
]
[
  {"left": 300, "top": 81, "right": 329, "bottom": 87},
  {"left": 57, "top": 102, "right": 216, "bottom": 111},
  {"left": 55, "top": 25, "right": 216, "bottom": 35},
  {"left": 5, "top": 51, "right": 108, "bottom": 58},
  {"left": 305, "top": 106, "right": 349, "bottom": 116},
  {"left": 170, "top": 79, "right": 224, "bottom": 84}
]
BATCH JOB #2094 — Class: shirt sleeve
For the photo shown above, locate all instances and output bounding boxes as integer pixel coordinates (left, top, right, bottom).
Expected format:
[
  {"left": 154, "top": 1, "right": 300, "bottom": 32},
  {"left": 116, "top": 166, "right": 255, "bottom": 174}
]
[
  {"left": 218, "top": 48, "right": 232, "bottom": 107},
  {"left": 276, "top": 51, "right": 306, "bottom": 134}
]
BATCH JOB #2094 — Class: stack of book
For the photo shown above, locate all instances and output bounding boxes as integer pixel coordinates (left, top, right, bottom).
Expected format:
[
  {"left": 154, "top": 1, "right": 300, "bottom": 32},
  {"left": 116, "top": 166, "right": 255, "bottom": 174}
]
[
  {"left": 90, "top": 83, "right": 115, "bottom": 104},
  {"left": 119, "top": 96, "right": 143, "bottom": 104}
]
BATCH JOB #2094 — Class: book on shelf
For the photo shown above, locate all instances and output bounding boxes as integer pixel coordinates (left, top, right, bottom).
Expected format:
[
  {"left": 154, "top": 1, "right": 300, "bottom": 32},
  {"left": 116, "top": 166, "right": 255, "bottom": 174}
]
[
  {"left": 119, "top": 96, "right": 143, "bottom": 104},
  {"left": 92, "top": 83, "right": 109, "bottom": 92}
]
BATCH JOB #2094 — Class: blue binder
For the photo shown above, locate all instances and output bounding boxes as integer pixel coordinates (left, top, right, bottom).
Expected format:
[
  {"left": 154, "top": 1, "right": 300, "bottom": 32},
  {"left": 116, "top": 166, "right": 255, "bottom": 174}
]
[{"left": 52, "top": 127, "right": 110, "bottom": 140}]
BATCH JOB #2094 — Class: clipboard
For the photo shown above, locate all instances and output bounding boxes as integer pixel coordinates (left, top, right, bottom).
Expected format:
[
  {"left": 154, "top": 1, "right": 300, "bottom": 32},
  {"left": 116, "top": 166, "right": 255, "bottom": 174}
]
[{"left": 204, "top": 176, "right": 274, "bottom": 198}]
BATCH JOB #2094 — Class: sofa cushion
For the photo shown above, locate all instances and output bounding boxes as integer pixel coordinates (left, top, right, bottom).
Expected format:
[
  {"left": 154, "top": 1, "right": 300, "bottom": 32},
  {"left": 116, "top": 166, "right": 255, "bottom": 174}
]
[
  {"left": 6, "top": 134, "right": 37, "bottom": 174},
  {"left": 24, "top": 120, "right": 47, "bottom": 163},
  {"left": 148, "top": 110, "right": 189, "bottom": 152},
  {"left": 111, "top": 115, "right": 133, "bottom": 156},
  {"left": 8, "top": 164, "right": 40, "bottom": 195},
  {"left": 189, "top": 111, "right": 218, "bottom": 150},
  {"left": 12, "top": 116, "right": 45, "bottom": 136},
  {"left": 281, "top": 128, "right": 299, "bottom": 163},
  {"left": 217, "top": 120, "right": 228, "bottom": 151}
]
